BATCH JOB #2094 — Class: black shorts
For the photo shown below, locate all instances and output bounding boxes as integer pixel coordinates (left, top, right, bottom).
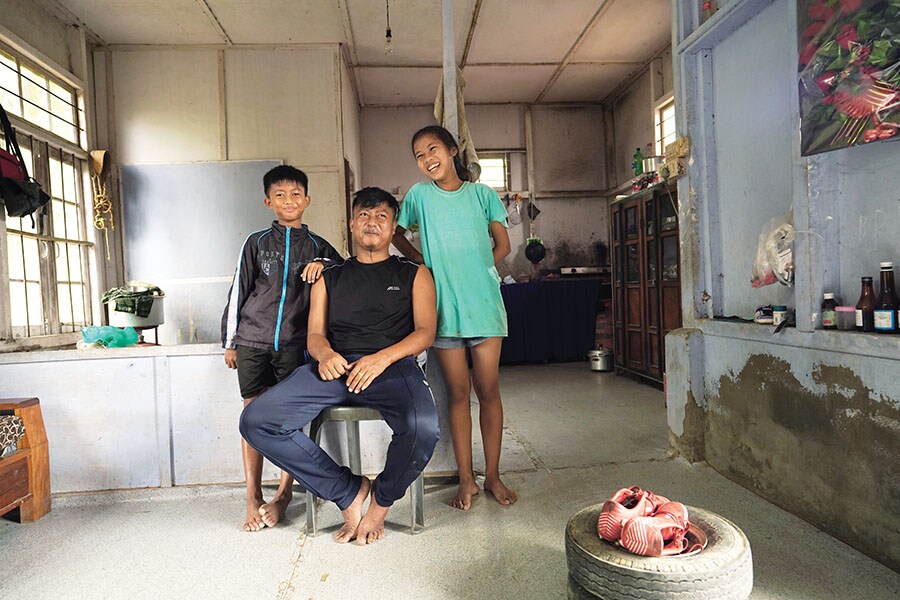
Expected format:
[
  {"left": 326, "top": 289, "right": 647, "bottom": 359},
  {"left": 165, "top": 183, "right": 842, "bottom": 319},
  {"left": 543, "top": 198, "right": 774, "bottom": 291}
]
[{"left": 236, "top": 346, "right": 308, "bottom": 399}]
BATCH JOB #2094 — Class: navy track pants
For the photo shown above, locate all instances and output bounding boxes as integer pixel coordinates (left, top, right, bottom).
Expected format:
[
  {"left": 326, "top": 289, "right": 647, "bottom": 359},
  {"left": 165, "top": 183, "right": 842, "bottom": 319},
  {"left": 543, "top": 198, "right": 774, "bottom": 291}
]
[{"left": 240, "top": 355, "right": 439, "bottom": 510}]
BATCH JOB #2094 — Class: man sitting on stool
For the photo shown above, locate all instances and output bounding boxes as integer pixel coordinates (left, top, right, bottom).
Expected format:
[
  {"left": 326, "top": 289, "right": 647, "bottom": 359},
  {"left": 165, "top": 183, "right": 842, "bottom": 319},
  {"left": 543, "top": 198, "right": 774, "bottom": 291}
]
[{"left": 240, "top": 187, "right": 439, "bottom": 545}]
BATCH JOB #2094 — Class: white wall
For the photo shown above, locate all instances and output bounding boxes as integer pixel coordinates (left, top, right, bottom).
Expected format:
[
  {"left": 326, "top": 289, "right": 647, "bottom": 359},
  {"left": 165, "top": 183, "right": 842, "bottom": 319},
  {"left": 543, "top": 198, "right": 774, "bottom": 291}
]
[
  {"left": 341, "top": 55, "right": 361, "bottom": 189},
  {"left": 612, "top": 71, "right": 655, "bottom": 187},
  {"left": 0, "top": 0, "right": 71, "bottom": 71},
  {"left": 112, "top": 50, "right": 221, "bottom": 164},
  {"left": 0, "top": 345, "right": 457, "bottom": 493},
  {"left": 110, "top": 46, "right": 347, "bottom": 253}
]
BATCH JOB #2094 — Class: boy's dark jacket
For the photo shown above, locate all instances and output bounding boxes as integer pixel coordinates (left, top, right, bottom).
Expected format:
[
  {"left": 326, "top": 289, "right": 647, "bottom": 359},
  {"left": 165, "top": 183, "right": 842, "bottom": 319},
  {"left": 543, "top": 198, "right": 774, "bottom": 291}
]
[{"left": 221, "top": 221, "right": 342, "bottom": 351}]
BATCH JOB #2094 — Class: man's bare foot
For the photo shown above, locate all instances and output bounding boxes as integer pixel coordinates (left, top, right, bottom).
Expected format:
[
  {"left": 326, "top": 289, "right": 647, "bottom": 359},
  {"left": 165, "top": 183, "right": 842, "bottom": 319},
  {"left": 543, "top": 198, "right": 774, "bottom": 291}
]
[
  {"left": 244, "top": 496, "right": 267, "bottom": 532},
  {"left": 356, "top": 487, "right": 388, "bottom": 546},
  {"left": 335, "top": 477, "right": 370, "bottom": 544},
  {"left": 259, "top": 490, "right": 292, "bottom": 528},
  {"left": 484, "top": 477, "right": 517, "bottom": 506},
  {"left": 450, "top": 478, "right": 480, "bottom": 510}
]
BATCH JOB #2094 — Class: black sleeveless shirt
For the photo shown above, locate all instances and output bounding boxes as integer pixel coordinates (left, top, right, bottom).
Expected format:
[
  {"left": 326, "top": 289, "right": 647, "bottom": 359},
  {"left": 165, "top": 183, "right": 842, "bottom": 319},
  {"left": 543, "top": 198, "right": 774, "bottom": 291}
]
[{"left": 323, "top": 256, "right": 420, "bottom": 355}]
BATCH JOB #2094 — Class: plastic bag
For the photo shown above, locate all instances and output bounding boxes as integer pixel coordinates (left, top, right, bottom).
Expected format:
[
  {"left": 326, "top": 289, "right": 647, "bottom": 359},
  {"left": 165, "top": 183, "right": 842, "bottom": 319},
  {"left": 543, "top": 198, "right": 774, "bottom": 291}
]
[
  {"left": 506, "top": 194, "right": 523, "bottom": 227},
  {"left": 81, "top": 325, "right": 139, "bottom": 348},
  {"left": 751, "top": 214, "right": 794, "bottom": 288}
]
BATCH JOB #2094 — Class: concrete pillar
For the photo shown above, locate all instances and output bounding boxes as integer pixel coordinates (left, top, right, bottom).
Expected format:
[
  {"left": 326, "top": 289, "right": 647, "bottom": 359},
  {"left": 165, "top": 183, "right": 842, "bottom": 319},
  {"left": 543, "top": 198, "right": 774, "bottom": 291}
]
[{"left": 665, "top": 328, "right": 706, "bottom": 462}]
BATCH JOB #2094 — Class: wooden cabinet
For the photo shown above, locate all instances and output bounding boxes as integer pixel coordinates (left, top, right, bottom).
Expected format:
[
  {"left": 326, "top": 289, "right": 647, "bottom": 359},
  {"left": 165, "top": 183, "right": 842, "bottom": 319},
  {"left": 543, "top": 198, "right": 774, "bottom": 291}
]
[{"left": 610, "top": 184, "right": 681, "bottom": 383}]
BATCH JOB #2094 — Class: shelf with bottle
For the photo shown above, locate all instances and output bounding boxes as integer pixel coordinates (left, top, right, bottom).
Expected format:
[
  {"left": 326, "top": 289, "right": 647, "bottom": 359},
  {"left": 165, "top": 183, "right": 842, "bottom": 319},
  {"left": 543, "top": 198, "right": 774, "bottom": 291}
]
[{"left": 821, "top": 261, "right": 898, "bottom": 336}]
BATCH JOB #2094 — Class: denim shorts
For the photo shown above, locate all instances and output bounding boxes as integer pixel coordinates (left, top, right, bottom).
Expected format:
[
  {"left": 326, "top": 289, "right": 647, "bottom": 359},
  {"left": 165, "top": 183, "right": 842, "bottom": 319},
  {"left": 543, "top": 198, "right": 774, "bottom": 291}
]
[{"left": 432, "top": 336, "right": 490, "bottom": 350}]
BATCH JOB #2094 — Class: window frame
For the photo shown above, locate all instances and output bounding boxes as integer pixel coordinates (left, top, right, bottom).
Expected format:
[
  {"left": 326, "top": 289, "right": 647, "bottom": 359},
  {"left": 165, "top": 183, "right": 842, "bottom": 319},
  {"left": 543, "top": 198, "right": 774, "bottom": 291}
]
[
  {"left": 655, "top": 95, "right": 676, "bottom": 157},
  {"left": 477, "top": 152, "right": 512, "bottom": 192},
  {"left": 0, "top": 39, "right": 98, "bottom": 352}
]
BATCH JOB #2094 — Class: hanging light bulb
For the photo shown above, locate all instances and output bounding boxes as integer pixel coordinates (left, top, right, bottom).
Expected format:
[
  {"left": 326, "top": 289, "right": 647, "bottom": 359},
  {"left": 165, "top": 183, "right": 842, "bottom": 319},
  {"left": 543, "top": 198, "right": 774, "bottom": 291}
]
[{"left": 384, "top": 0, "right": 393, "bottom": 54}]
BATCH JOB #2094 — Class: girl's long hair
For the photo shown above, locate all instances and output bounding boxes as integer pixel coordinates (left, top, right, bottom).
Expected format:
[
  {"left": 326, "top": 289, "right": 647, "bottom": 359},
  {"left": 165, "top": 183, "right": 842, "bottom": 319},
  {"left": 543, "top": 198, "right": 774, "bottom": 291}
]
[{"left": 411, "top": 125, "right": 470, "bottom": 182}]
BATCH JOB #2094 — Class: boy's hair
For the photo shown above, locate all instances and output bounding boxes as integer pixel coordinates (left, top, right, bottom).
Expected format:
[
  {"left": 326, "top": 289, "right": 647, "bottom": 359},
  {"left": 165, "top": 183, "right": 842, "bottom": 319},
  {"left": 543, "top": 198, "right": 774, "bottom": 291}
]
[
  {"left": 352, "top": 187, "right": 399, "bottom": 220},
  {"left": 263, "top": 165, "right": 309, "bottom": 196},
  {"left": 410, "top": 125, "right": 470, "bottom": 182}
]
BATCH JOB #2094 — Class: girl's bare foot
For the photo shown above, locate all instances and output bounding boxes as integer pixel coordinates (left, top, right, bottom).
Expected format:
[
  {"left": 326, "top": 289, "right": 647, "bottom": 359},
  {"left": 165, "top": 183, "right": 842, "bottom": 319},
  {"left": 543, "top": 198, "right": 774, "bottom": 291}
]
[
  {"left": 259, "top": 489, "right": 292, "bottom": 527},
  {"left": 244, "top": 496, "right": 267, "bottom": 532},
  {"left": 484, "top": 477, "right": 517, "bottom": 506},
  {"left": 356, "top": 487, "right": 388, "bottom": 545},
  {"left": 450, "top": 477, "right": 480, "bottom": 510},
  {"left": 335, "top": 477, "right": 370, "bottom": 544}
]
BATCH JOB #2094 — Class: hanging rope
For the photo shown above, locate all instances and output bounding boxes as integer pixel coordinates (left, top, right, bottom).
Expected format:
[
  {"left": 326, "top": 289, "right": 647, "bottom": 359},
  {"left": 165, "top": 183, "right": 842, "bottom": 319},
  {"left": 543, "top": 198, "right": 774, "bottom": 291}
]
[{"left": 88, "top": 150, "right": 114, "bottom": 260}]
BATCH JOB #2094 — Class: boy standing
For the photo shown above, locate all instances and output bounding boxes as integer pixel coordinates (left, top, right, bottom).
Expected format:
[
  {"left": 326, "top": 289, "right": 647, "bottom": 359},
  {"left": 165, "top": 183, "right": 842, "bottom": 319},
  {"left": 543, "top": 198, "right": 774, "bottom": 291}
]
[{"left": 222, "top": 165, "right": 342, "bottom": 532}]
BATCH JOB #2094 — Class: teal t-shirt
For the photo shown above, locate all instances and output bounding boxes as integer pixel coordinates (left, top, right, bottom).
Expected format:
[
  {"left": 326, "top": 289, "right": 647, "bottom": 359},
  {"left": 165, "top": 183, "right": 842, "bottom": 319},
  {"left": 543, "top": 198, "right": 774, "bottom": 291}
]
[{"left": 398, "top": 181, "right": 509, "bottom": 338}]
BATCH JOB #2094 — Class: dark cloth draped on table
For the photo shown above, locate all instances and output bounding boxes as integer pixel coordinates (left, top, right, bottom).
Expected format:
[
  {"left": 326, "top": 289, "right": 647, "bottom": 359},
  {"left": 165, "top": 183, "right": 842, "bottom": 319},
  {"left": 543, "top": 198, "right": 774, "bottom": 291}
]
[{"left": 500, "top": 278, "right": 604, "bottom": 364}]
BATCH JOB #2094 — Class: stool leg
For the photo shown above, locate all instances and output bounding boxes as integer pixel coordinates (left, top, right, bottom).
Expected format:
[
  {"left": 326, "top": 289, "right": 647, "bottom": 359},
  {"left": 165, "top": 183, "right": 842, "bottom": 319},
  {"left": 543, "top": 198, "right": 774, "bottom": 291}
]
[
  {"left": 305, "top": 416, "right": 324, "bottom": 536},
  {"left": 410, "top": 472, "right": 425, "bottom": 534},
  {"left": 346, "top": 420, "right": 362, "bottom": 475}
]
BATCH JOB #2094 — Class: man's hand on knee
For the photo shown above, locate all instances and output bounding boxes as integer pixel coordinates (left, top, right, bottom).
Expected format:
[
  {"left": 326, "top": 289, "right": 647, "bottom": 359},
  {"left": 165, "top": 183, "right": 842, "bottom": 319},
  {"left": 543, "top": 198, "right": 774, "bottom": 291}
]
[
  {"left": 318, "top": 351, "right": 350, "bottom": 381},
  {"left": 346, "top": 353, "right": 391, "bottom": 393}
]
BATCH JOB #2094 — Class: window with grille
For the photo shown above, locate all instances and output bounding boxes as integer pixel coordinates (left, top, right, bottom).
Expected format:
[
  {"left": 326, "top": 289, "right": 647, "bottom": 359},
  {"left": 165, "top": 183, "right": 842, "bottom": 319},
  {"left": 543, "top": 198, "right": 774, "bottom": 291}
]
[
  {"left": 0, "top": 43, "right": 96, "bottom": 345},
  {"left": 477, "top": 154, "right": 510, "bottom": 191},
  {"left": 655, "top": 98, "right": 676, "bottom": 157}
]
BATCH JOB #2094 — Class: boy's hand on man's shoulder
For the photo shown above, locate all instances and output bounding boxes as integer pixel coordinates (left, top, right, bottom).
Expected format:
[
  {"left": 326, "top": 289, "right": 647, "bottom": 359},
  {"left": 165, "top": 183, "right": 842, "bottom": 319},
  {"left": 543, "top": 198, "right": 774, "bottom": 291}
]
[{"left": 302, "top": 261, "right": 325, "bottom": 283}]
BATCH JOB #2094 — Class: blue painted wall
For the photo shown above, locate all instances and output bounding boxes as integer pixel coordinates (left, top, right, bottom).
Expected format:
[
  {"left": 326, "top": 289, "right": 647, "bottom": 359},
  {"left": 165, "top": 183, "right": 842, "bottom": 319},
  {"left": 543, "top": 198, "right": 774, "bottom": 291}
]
[{"left": 669, "top": 0, "right": 900, "bottom": 570}]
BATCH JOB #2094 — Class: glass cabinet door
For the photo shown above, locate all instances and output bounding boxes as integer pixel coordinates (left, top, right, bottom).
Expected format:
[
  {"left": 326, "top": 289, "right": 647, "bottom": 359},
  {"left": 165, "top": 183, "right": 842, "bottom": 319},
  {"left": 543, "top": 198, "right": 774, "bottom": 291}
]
[
  {"left": 625, "top": 205, "right": 638, "bottom": 239},
  {"left": 660, "top": 193, "right": 677, "bottom": 231},
  {"left": 626, "top": 244, "right": 639, "bottom": 283},
  {"left": 662, "top": 236, "right": 678, "bottom": 281}
]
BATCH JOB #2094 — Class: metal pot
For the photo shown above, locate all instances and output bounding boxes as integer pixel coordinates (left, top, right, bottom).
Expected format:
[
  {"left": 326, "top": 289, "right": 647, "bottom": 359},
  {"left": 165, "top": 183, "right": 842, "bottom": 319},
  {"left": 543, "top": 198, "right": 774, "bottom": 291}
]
[
  {"left": 642, "top": 156, "right": 661, "bottom": 173},
  {"left": 588, "top": 348, "right": 613, "bottom": 372}
]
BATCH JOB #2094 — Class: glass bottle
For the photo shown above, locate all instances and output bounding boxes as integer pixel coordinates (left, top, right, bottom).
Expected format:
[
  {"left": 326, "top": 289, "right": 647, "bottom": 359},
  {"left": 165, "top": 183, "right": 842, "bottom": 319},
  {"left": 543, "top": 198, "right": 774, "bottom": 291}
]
[
  {"left": 821, "top": 293, "right": 837, "bottom": 329},
  {"left": 855, "top": 276, "right": 875, "bottom": 332},
  {"left": 874, "top": 261, "right": 897, "bottom": 333}
]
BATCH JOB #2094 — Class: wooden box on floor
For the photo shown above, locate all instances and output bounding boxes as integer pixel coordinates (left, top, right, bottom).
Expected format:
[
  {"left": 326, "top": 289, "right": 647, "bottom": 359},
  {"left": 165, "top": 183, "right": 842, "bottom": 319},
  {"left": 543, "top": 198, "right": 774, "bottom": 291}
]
[{"left": 0, "top": 398, "right": 50, "bottom": 521}]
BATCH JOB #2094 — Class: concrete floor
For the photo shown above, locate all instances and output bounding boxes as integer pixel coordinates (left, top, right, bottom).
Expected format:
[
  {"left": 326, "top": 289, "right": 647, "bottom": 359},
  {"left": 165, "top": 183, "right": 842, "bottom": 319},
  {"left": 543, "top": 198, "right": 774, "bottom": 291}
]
[{"left": 1, "top": 363, "right": 898, "bottom": 599}]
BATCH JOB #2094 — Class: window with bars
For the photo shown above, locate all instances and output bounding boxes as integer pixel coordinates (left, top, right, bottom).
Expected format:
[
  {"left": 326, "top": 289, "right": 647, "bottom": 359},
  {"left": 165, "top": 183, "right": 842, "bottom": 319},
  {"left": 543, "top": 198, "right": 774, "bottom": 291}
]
[
  {"left": 0, "top": 44, "right": 96, "bottom": 345},
  {"left": 477, "top": 154, "right": 510, "bottom": 192},
  {"left": 655, "top": 98, "right": 676, "bottom": 157}
]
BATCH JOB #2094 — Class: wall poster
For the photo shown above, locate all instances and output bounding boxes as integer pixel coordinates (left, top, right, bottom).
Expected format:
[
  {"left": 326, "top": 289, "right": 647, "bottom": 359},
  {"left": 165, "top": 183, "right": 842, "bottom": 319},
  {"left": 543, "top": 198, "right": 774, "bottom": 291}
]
[{"left": 798, "top": 0, "right": 900, "bottom": 155}]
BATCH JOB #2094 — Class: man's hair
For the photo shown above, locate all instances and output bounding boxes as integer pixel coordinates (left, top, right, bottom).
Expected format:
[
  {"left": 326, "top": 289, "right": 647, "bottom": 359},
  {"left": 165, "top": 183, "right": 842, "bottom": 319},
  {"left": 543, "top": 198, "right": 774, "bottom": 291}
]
[
  {"left": 352, "top": 187, "right": 399, "bottom": 219},
  {"left": 263, "top": 165, "right": 308, "bottom": 196}
]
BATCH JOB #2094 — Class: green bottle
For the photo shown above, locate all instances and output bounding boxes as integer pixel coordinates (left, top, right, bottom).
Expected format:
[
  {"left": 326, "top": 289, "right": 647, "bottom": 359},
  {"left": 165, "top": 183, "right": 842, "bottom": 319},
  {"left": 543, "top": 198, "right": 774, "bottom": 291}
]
[{"left": 632, "top": 147, "right": 644, "bottom": 176}]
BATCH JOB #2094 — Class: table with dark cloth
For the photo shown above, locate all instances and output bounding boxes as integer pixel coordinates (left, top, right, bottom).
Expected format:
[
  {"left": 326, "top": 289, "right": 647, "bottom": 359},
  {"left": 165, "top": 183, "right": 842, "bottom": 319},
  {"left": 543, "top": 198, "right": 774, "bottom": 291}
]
[{"left": 500, "top": 278, "right": 606, "bottom": 364}]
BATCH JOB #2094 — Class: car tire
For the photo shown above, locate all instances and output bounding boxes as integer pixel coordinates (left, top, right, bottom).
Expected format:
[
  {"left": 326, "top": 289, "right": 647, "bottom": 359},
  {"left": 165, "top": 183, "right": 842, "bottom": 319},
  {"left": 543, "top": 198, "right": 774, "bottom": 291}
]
[{"left": 565, "top": 504, "right": 752, "bottom": 599}]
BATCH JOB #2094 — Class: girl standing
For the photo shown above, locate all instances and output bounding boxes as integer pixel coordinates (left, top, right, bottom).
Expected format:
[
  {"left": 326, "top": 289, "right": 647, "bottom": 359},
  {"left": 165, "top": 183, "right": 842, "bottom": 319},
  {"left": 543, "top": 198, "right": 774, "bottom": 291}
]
[{"left": 393, "top": 125, "right": 517, "bottom": 510}]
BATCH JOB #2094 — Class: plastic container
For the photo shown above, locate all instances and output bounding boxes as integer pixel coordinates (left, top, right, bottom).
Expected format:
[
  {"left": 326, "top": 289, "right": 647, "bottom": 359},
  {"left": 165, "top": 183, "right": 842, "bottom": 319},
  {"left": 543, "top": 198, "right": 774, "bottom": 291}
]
[
  {"left": 772, "top": 305, "right": 788, "bottom": 326},
  {"left": 835, "top": 306, "right": 856, "bottom": 331}
]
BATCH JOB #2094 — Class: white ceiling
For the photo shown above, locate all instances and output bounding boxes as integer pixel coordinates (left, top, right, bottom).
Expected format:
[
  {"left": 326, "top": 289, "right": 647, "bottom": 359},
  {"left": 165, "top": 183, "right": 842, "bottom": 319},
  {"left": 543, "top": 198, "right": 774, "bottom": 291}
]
[{"left": 51, "top": 0, "right": 671, "bottom": 106}]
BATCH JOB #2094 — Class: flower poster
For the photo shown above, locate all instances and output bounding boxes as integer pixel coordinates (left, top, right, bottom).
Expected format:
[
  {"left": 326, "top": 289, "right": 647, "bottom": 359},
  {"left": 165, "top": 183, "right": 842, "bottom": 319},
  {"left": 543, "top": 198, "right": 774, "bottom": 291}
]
[{"left": 798, "top": 0, "right": 900, "bottom": 155}]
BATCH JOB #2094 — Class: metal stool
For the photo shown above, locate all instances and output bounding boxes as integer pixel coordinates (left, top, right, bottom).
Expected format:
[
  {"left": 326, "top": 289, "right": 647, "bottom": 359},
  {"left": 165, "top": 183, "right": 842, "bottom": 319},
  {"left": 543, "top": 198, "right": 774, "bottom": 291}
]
[{"left": 305, "top": 405, "right": 425, "bottom": 535}]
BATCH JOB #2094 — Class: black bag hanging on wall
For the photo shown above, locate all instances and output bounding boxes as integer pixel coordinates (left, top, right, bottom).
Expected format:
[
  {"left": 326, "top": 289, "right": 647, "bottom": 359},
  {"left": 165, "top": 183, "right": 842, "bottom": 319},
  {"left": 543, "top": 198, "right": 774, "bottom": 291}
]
[{"left": 0, "top": 103, "right": 50, "bottom": 221}]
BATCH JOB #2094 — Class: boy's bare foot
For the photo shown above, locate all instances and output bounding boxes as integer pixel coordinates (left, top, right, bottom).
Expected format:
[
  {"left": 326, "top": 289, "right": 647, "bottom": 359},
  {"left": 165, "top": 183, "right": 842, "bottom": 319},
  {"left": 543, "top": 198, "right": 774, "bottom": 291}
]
[
  {"left": 335, "top": 477, "right": 370, "bottom": 544},
  {"left": 356, "top": 487, "right": 389, "bottom": 545},
  {"left": 484, "top": 477, "right": 517, "bottom": 506},
  {"left": 259, "top": 489, "right": 292, "bottom": 528},
  {"left": 450, "top": 478, "right": 480, "bottom": 510},
  {"left": 244, "top": 496, "right": 267, "bottom": 532}
]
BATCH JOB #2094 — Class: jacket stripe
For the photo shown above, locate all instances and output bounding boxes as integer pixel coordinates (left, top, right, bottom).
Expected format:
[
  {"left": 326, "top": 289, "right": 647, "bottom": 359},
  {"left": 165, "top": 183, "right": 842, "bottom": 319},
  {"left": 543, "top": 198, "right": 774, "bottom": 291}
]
[{"left": 273, "top": 226, "right": 291, "bottom": 350}]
